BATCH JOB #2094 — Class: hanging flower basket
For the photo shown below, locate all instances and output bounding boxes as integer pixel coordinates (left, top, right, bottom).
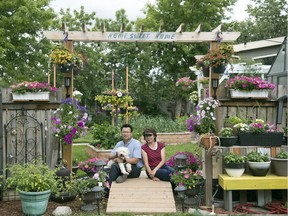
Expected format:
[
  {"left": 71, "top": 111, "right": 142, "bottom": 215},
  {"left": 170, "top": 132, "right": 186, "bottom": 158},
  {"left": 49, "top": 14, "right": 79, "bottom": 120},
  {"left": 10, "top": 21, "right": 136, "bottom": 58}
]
[
  {"left": 57, "top": 64, "right": 74, "bottom": 73},
  {"left": 230, "top": 89, "right": 269, "bottom": 99},
  {"left": 212, "top": 64, "right": 226, "bottom": 74}
]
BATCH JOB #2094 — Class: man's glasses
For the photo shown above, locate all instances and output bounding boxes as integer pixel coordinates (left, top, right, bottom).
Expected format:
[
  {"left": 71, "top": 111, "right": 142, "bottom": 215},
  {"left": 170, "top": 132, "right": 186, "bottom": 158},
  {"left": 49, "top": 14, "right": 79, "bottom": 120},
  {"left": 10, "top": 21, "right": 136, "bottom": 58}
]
[{"left": 144, "top": 134, "right": 153, "bottom": 137}]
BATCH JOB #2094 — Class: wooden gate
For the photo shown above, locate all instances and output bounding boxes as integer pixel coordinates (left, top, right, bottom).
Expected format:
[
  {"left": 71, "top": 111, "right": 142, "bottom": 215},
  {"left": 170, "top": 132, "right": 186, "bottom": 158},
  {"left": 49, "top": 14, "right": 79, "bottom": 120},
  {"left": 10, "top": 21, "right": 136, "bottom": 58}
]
[{"left": 0, "top": 89, "right": 62, "bottom": 172}]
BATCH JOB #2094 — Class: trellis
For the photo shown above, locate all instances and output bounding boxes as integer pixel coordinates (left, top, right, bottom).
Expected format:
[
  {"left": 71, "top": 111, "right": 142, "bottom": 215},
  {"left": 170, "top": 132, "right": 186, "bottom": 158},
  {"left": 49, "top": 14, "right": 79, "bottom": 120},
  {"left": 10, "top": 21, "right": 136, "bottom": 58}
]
[{"left": 43, "top": 23, "right": 241, "bottom": 206}]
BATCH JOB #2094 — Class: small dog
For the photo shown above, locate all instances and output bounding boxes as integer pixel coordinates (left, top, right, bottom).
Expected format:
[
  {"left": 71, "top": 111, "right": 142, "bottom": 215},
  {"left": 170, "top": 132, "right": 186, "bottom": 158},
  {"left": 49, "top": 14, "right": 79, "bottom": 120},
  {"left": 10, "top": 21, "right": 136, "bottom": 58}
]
[{"left": 107, "top": 146, "right": 132, "bottom": 175}]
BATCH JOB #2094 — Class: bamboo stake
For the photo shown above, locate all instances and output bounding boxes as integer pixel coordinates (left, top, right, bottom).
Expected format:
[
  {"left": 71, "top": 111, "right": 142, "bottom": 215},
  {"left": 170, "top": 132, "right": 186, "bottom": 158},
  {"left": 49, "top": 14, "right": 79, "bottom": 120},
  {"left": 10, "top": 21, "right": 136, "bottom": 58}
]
[
  {"left": 53, "top": 64, "right": 56, "bottom": 88},
  {"left": 125, "top": 65, "right": 129, "bottom": 123},
  {"left": 111, "top": 70, "right": 115, "bottom": 126}
]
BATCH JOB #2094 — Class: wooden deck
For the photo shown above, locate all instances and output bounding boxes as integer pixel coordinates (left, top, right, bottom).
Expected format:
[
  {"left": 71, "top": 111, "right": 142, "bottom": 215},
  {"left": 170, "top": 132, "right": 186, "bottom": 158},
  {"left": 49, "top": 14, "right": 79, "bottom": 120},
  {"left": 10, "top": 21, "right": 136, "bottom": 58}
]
[{"left": 106, "top": 172, "right": 177, "bottom": 214}]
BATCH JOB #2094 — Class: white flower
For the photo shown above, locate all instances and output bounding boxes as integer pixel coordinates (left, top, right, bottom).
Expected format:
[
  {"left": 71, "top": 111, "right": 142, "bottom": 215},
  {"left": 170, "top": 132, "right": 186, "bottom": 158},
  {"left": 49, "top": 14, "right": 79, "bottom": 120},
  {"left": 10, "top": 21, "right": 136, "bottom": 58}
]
[
  {"left": 117, "top": 92, "right": 123, "bottom": 97},
  {"left": 73, "top": 90, "right": 83, "bottom": 96}
]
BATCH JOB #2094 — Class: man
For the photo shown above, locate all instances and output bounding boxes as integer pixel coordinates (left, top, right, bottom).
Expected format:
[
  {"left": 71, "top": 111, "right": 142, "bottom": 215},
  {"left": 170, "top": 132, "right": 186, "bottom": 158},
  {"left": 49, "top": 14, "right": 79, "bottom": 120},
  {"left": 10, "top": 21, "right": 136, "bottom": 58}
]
[{"left": 108, "top": 124, "right": 143, "bottom": 185}]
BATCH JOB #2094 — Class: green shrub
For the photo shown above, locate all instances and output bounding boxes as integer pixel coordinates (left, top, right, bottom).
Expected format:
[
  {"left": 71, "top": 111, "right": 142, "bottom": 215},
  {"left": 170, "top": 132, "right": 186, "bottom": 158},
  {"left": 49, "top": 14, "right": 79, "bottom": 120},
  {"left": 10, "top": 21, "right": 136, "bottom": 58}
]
[
  {"left": 124, "top": 115, "right": 187, "bottom": 133},
  {"left": 91, "top": 124, "right": 122, "bottom": 149}
]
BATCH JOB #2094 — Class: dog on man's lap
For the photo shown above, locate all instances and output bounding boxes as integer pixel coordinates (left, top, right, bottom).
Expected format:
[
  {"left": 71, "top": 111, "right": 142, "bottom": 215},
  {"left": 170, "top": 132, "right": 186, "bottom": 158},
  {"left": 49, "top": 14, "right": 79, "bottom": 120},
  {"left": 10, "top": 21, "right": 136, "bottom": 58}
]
[{"left": 107, "top": 146, "right": 132, "bottom": 175}]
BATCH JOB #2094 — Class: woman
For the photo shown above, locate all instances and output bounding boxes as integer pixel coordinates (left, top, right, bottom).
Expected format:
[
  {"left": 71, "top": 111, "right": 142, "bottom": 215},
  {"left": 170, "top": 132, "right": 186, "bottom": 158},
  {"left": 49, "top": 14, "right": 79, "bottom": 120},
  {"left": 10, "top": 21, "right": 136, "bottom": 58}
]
[{"left": 141, "top": 128, "right": 174, "bottom": 181}]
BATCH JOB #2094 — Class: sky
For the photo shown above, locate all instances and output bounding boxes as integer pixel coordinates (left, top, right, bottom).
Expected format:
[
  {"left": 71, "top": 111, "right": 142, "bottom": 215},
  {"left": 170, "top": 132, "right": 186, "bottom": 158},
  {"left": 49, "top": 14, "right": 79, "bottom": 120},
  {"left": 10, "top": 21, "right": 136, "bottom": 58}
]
[{"left": 50, "top": 0, "right": 253, "bottom": 22}]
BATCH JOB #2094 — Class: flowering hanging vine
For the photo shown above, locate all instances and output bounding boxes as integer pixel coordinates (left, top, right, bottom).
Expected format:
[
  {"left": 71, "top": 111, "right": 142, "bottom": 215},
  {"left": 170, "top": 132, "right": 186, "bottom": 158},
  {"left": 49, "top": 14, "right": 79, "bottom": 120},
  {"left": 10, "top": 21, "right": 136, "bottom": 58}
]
[{"left": 52, "top": 98, "right": 88, "bottom": 145}]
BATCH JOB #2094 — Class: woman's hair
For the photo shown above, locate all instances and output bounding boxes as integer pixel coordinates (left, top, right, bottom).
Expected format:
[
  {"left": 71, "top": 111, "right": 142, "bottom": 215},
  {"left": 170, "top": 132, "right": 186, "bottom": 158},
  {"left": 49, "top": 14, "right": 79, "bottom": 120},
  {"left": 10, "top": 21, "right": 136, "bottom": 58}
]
[{"left": 143, "top": 128, "right": 157, "bottom": 142}]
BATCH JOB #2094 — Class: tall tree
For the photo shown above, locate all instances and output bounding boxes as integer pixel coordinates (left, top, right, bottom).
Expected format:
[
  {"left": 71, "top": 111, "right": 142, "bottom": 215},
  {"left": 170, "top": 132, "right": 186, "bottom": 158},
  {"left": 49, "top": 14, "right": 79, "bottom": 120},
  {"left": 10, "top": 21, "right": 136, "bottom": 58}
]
[
  {"left": 228, "top": 0, "right": 287, "bottom": 43},
  {"left": 0, "top": 0, "right": 55, "bottom": 84},
  {"left": 246, "top": 0, "right": 287, "bottom": 41}
]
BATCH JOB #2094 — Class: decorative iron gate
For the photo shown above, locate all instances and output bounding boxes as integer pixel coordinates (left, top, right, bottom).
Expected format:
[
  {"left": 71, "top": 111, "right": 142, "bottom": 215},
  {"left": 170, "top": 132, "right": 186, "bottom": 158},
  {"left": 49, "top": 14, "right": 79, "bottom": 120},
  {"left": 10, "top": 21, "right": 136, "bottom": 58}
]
[{"left": 4, "top": 107, "right": 45, "bottom": 166}]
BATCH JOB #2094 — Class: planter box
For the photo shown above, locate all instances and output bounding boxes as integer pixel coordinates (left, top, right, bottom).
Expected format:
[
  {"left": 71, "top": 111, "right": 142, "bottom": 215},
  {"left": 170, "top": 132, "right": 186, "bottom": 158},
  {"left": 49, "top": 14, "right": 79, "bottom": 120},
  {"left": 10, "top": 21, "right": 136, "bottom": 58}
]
[
  {"left": 12, "top": 92, "right": 50, "bottom": 101},
  {"left": 230, "top": 89, "right": 269, "bottom": 99},
  {"left": 238, "top": 132, "right": 284, "bottom": 146}
]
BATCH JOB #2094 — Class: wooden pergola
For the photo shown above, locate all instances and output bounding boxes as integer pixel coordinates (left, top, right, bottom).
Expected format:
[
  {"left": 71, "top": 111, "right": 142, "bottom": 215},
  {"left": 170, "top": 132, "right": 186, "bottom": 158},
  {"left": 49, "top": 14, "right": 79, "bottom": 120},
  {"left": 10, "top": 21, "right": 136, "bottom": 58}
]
[{"left": 43, "top": 23, "right": 240, "bottom": 206}]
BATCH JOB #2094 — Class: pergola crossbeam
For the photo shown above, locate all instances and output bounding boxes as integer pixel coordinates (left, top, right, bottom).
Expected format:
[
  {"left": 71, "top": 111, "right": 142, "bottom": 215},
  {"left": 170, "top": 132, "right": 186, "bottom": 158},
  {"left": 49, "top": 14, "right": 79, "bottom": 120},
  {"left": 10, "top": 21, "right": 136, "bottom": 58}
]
[{"left": 43, "top": 31, "right": 240, "bottom": 43}]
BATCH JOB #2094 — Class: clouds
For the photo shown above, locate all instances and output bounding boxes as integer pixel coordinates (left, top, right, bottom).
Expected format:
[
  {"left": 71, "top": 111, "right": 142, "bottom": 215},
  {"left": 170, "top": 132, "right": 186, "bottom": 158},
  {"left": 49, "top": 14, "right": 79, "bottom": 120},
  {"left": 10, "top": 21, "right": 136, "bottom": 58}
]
[
  {"left": 50, "top": 0, "right": 251, "bottom": 22},
  {"left": 50, "top": 0, "right": 155, "bottom": 20}
]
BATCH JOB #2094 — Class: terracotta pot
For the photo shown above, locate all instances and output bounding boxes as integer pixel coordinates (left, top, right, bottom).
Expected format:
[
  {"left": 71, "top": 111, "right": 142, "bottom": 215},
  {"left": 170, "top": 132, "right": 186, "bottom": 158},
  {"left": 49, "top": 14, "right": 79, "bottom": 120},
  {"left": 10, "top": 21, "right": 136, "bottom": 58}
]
[{"left": 199, "top": 135, "right": 218, "bottom": 150}]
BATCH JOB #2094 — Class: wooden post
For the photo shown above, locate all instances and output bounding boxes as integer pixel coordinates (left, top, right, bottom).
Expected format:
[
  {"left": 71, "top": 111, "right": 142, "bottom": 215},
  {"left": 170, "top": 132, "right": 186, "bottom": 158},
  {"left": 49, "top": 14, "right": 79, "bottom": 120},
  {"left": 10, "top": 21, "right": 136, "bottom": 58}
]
[
  {"left": 204, "top": 41, "right": 220, "bottom": 206},
  {"left": 125, "top": 65, "right": 129, "bottom": 124},
  {"left": 62, "top": 40, "right": 74, "bottom": 170}
]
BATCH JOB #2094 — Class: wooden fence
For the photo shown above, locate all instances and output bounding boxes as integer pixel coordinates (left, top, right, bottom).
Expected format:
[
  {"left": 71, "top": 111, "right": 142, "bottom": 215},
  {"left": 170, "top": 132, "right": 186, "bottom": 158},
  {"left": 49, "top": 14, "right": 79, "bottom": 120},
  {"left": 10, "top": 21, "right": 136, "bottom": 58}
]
[{"left": 0, "top": 89, "right": 62, "bottom": 172}]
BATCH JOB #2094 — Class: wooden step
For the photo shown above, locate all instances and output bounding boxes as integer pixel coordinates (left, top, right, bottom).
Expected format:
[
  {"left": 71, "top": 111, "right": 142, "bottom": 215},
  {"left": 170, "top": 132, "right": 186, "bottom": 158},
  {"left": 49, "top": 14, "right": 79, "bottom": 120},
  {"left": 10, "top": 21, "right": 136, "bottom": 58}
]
[{"left": 106, "top": 173, "right": 177, "bottom": 214}]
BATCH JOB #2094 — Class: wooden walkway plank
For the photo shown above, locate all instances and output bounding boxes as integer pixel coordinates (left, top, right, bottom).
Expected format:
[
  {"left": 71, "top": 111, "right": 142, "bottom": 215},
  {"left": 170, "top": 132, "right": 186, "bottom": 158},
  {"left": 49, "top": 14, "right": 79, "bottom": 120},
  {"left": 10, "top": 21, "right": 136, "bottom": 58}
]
[{"left": 106, "top": 172, "right": 177, "bottom": 214}]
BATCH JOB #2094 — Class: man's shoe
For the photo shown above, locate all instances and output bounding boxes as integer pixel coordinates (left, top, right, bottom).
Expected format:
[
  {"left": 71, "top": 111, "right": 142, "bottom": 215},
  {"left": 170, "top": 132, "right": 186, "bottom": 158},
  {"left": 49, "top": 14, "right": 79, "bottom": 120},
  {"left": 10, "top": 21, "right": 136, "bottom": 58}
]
[{"left": 116, "top": 174, "right": 128, "bottom": 183}]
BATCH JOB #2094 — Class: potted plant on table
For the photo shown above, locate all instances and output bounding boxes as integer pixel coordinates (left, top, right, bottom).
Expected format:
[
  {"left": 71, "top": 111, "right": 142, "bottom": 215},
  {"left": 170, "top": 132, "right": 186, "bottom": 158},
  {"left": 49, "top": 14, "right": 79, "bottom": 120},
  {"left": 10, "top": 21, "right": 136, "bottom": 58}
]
[
  {"left": 5, "top": 160, "right": 58, "bottom": 215},
  {"left": 247, "top": 150, "right": 271, "bottom": 176},
  {"left": 186, "top": 97, "right": 220, "bottom": 150},
  {"left": 10, "top": 81, "right": 57, "bottom": 101},
  {"left": 219, "top": 127, "right": 238, "bottom": 147},
  {"left": 271, "top": 150, "right": 288, "bottom": 176},
  {"left": 223, "top": 152, "right": 246, "bottom": 177},
  {"left": 224, "top": 75, "right": 275, "bottom": 99}
]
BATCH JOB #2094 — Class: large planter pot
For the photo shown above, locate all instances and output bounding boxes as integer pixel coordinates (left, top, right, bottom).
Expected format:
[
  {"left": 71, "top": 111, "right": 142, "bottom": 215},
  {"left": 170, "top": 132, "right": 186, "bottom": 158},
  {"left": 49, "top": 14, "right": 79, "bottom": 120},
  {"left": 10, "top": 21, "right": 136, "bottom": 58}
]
[
  {"left": 238, "top": 132, "right": 284, "bottom": 146},
  {"left": 212, "top": 64, "right": 226, "bottom": 74},
  {"left": 224, "top": 162, "right": 245, "bottom": 177},
  {"left": 12, "top": 92, "right": 50, "bottom": 101},
  {"left": 219, "top": 136, "right": 238, "bottom": 147},
  {"left": 271, "top": 158, "right": 288, "bottom": 176},
  {"left": 18, "top": 189, "right": 51, "bottom": 216},
  {"left": 230, "top": 89, "right": 269, "bottom": 99},
  {"left": 247, "top": 161, "right": 271, "bottom": 176}
]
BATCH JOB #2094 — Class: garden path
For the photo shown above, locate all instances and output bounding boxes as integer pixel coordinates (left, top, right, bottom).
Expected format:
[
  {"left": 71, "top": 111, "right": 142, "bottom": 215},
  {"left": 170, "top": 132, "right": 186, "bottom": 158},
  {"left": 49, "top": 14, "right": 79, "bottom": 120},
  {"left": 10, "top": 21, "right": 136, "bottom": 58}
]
[{"left": 106, "top": 171, "right": 176, "bottom": 214}]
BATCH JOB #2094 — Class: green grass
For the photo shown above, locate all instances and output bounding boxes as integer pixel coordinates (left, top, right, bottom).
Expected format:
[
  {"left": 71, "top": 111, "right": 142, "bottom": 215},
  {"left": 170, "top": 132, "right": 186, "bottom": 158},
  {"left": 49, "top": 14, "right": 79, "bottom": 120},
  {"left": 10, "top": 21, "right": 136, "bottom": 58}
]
[
  {"left": 74, "top": 131, "right": 93, "bottom": 143},
  {"left": 72, "top": 142, "right": 199, "bottom": 162},
  {"left": 72, "top": 145, "right": 91, "bottom": 162}
]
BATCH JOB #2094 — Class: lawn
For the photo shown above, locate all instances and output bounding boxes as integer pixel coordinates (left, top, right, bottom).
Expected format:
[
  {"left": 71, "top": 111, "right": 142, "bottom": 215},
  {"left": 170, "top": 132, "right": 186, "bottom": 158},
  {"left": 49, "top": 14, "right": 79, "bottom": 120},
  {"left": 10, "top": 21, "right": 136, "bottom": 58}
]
[{"left": 72, "top": 142, "right": 200, "bottom": 162}]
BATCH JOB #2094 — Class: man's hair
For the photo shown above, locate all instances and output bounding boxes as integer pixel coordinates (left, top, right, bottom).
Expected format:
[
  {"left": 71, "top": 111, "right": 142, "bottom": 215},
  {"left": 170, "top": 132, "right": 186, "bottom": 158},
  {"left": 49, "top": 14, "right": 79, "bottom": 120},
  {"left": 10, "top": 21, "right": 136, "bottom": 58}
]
[{"left": 121, "top": 124, "right": 133, "bottom": 132}]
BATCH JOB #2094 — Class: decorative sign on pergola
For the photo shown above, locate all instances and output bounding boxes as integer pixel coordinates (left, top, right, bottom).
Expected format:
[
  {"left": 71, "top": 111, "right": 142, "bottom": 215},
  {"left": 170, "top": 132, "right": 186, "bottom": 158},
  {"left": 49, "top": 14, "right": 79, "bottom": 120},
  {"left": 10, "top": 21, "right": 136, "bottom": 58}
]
[
  {"left": 43, "top": 23, "right": 240, "bottom": 207},
  {"left": 44, "top": 23, "right": 240, "bottom": 43}
]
